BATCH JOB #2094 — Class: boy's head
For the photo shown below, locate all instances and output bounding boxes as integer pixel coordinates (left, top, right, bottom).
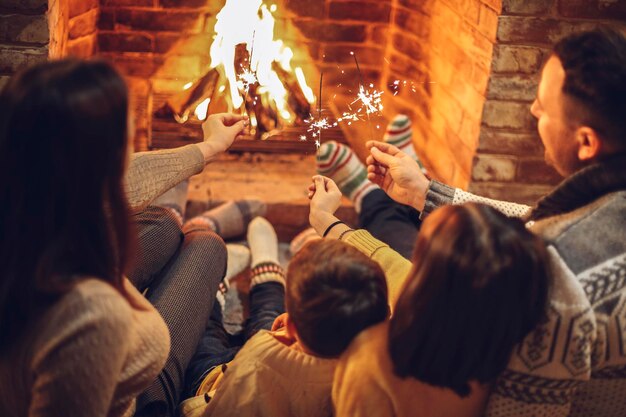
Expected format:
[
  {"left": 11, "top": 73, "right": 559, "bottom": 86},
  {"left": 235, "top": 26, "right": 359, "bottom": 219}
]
[{"left": 285, "top": 239, "right": 389, "bottom": 358}]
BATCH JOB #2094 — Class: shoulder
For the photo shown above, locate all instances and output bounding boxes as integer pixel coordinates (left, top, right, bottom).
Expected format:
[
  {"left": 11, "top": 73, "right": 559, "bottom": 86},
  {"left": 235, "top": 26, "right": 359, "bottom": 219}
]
[
  {"left": 36, "top": 278, "right": 134, "bottom": 348},
  {"left": 335, "top": 322, "right": 389, "bottom": 383}
]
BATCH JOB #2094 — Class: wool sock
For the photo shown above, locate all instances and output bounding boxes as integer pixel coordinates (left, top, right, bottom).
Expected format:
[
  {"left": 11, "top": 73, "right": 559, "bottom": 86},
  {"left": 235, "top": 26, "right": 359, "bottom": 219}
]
[
  {"left": 182, "top": 199, "right": 266, "bottom": 238},
  {"left": 152, "top": 180, "right": 189, "bottom": 225},
  {"left": 383, "top": 114, "right": 428, "bottom": 175},
  {"left": 317, "top": 141, "right": 378, "bottom": 212},
  {"left": 225, "top": 244, "right": 251, "bottom": 282},
  {"left": 289, "top": 227, "right": 321, "bottom": 256},
  {"left": 247, "top": 217, "right": 285, "bottom": 288}
]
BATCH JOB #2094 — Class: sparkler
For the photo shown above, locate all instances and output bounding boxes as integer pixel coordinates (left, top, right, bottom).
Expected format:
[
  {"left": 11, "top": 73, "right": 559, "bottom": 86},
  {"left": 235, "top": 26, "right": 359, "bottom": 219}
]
[
  {"left": 351, "top": 52, "right": 382, "bottom": 141},
  {"left": 317, "top": 72, "right": 323, "bottom": 153}
]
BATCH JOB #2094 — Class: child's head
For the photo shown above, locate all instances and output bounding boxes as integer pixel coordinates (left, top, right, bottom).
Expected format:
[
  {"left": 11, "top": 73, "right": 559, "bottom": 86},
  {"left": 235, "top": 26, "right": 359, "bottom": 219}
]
[
  {"left": 389, "top": 203, "right": 550, "bottom": 396},
  {"left": 285, "top": 239, "right": 389, "bottom": 358}
]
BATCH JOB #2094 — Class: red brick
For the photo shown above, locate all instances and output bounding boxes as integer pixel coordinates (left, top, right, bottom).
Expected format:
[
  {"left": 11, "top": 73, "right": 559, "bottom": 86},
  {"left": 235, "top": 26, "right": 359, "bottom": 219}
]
[
  {"left": 477, "top": 128, "right": 544, "bottom": 156},
  {"left": 99, "top": 8, "right": 115, "bottom": 30},
  {"left": 155, "top": 54, "right": 206, "bottom": 79},
  {"left": 491, "top": 45, "right": 546, "bottom": 74},
  {"left": 482, "top": 100, "right": 535, "bottom": 130},
  {"left": 99, "top": 32, "right": 154, "bottom": 52},
  {"left": 0, "top": 45, "right": 47, "bottom": 73},
  {"left": 497, "top": 16, "right": 599, "bottom": 45},
  {"left": 329, "top": 1, "right": 391, "bottom": 23},
  {"left": 398, "top": 0, "right": 432, "bottom": 14},
  {"left": 487, "top": 73, "right": 538, "bottom": 101},
  {"left": 502, "top": 0, "right": 553, "bottom": 15},
  {"left": 115, "top": 9, "right": 204, "bottom": 32},
  {"left": 322, "top": 45, "right": 384, "bottom": 66},
  {"left": 477, "top": 3, "right": 498, "bottom": 41},
  {"left": 472, "top": 154, "right": 518, "bottom": 182},
  {"left": 467, "top": 182, "right": 552, "bottom": 205},
  {"left": 0, "top": 13, "right": 48, "bottom": 44},
  {"left": 66, "top": 34, "right": 97, "bottom": 58},
  {"left": 392, "top": 32, "right": 426, "bottom": 61},
  {"left": 68, "top": 0, "right": 98, "bottom": 18},
  {"left": 69, "top": 8, "right": 98, "bottom": 39},
  {"left": 482, "top": 0, "right": 502, "bottom": 14},
  {"left": 388, "top": 53, "right": 427, "bottom": 81},
  {"left": 370, "top": 25, "right": 388, "bottom": 45},
  {"left": 154, "top": 33, "right": 212, "bottom": 55},
  {"left": 558, "top": 0, "right": 626, "bottom": 20},
  {"left": 106, "top": 53, "right": 159, "bottom": 78},
  {"left": 321, "top": 65, "right": 380, "bottom": 90},
  {"left": 517, "top": 158, "right": 562, "bottom": 184},
  {"left": 102, "top": 0, "right": 154, "bottom": 6},
  {"left": 294, "top": 21, "right": 367, "bottom": 43},
  {"left": 161, "top": 0, "right": 224, "bottom": 11},
  {"left": 394, "top": 9, "right": 430, "bottom": 39},
  {"left": 285, "top": 0, "right": 325, "bottom": 19}
]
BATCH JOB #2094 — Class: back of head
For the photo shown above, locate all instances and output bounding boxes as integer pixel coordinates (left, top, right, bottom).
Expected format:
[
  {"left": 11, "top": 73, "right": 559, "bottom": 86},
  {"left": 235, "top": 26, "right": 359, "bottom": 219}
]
[
  {"left": 553, "top": 27, "right": 626, "bottom": 150},
  {"left": 286, "top": 239, "right": 389, "bottom": 357},
  {"left": 0, "top": 59, "right": 132, "bottom": 350},
  {"left": 389, "top": 204, "right": 550, "bottom": 396}
]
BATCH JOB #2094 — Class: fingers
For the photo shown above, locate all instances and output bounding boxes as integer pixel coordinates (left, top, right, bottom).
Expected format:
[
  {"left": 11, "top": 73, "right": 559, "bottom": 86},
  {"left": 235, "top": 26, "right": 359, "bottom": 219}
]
[
  {"left": 313, "top": 175, "right": 326, "bottom": 191},
  {"left": 366, "top": 141, "right": 401, "bottom": 156},
  {"left": 370, "top": 146, "right": 400, "bottom": 167},
  {"left": 217, "top": 113, "right": 249, "bottom": 126},
  {"left": 325, "top": 177, "right": 340, "bottom": 195},
  {"left": 228, "top": 119, "right": 248, "bottom": 136}
]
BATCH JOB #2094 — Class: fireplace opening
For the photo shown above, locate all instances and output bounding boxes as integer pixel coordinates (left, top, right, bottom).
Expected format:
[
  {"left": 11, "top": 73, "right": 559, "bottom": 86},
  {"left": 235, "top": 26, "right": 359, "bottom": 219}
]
[{"left": 3, "top": 0, "right": 623, "bottom": 208}]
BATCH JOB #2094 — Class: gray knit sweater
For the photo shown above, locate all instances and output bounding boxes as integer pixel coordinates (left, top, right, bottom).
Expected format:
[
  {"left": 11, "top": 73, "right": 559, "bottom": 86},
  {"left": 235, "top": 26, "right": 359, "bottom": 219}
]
[{"left": 422, "top": 154, "right": 626, "bottom": 417}]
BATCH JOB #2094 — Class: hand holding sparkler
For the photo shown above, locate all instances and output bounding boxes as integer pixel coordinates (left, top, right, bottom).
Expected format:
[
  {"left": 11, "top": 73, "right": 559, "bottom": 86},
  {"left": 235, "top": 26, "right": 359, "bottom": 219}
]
[
  {"left": 199, "top": 113, "right": 250, "bottom": 161},
  {"left": 365, "top": 141, "right": 429, "bottom": 211}
]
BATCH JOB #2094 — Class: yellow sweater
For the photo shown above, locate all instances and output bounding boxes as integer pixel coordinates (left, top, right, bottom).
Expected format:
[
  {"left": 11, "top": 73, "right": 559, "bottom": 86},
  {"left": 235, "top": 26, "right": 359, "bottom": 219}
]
[
  {"left": 342, "top": 229, "right": 412, "bottom": 308},
  {"left": 333, "top": 322, "right": 490, "bottom": 417}
]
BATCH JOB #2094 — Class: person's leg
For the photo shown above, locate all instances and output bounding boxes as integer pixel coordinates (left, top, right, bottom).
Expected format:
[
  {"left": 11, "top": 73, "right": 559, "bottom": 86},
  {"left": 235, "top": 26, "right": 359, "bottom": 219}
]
[
  {"left": 243, "top": 217, "right": 286, "bottom": 340},
  {"left": 359, "top": 189, "right": 420, "bottom": 259},
  {"left": 127, "top": 205, "right": 183, "bottom": 290},
  {"left": 136, "top": 227, "right": 227, "bottom": 417},
  {"left": 183, "top": 302, "right": 241, "bottom": 399}
]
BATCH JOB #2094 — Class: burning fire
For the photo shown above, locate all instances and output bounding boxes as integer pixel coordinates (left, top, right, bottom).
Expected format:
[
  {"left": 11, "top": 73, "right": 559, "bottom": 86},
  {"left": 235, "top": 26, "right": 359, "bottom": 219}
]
[{"left": 196, "top": 0, "right": 315, "bottom": 129}]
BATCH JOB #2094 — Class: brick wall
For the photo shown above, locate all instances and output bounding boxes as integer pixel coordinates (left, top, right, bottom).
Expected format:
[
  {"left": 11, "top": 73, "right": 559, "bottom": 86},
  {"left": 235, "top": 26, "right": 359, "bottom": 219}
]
[
  {"left": 0, "top": 0, "right": 98, "bottom": 91},
  {"left": 0, "top": 0, "right": 55, "bottom": 89},
  {"left": 469, "top": 0, "right": 626, "bottom": 204},
  {"left": 67, "top": 0, "right": 98, "bottom": 57},
  {"left": 379, "top": 0, "right": 501, "bottom": 188}
]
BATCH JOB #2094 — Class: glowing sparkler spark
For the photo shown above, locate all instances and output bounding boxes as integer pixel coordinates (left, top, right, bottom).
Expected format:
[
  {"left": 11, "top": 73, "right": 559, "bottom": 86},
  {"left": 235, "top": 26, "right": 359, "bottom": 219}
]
[
  {"left": 236, "top": 69, "right": 258, "bottom": 94},
  {"left": 315, "top": 139, "right": 320, "bottom": 149},
  {"left": 299, "top": 135, "right": 307, "bottom": 141},
  {"left": 353, "top": 85, "right": 384, "bottom": 115}
]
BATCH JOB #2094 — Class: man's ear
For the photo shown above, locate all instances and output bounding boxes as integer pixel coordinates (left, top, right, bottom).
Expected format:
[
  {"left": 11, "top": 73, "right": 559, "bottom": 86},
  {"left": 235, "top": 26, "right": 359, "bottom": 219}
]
[
  {"left": 576, "top": 126, "right": 602, "bottom": 161},
  {"left": 285, "top": 314, "right": 298, "bottom": 341}
]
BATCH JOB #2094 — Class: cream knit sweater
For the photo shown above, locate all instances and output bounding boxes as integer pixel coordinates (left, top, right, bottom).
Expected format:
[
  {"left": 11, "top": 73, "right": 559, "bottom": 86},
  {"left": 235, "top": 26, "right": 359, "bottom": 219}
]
[{"left": 0, "top": 144, "right": 205, "bottom": 417}]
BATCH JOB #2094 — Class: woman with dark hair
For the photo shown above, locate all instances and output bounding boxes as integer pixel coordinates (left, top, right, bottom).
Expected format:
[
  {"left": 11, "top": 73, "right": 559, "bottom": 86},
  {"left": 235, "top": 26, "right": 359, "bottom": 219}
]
[
  {"left": 307, "top": 176, "right": 551, "bottom": 417},
  {"left": 0, "top": 59, "right": 247, "bottom": 417}
]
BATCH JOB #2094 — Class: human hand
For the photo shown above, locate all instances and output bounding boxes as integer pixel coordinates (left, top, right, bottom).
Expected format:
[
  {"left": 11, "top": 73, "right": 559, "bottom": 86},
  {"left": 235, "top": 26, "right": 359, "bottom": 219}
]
[
  {"left": 271, "top": 313, "right": 289, "bottom": 331},
  {"left": 199, "top": 113, "right": 249, "bottom": 161},
  {"left": 308, "top": 175, "right": 342, "bottom": 215},
  {"left": 365, "top": 141, "right": 429, "bottom": 211},
  {"left": 307, "top": 175, "right": 346, "bottom": 236}
]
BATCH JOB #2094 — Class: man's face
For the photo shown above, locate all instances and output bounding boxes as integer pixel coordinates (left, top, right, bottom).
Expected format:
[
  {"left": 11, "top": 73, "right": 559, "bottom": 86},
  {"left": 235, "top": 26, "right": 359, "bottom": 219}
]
[{"left": 530, "top": 55, "right": 582, "bottom": 177}]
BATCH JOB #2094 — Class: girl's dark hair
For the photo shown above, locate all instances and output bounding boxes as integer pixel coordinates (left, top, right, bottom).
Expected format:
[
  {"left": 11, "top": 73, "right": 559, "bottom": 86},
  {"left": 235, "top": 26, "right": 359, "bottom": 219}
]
[
  {"left": 389, "top": 203, "right": 550, "bottom": 397},
  {"left": 552, "top": 27, "right": 626, "bottom": 148},
  {"left": 286, "top": 239, "right": 389, "bottom": 357},
  {"left": 0, "top": 59, "right": 133, "bottom": 351}
]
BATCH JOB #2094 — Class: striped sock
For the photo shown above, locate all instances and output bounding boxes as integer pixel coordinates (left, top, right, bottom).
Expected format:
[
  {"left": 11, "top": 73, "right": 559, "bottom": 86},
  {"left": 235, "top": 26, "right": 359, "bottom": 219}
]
[
  {"left": 383, "top": 114, "right": 428, "bottom": 175},
  {"left": 317, "top": 141, "right": 378, "bottom": 213},
  {"left": 182, "top": 200, "right": 266, "bottom": 238}
]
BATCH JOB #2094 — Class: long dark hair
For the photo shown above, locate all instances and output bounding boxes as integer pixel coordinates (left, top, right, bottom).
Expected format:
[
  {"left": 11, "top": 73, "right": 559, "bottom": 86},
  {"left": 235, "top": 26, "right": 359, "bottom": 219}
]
[
  {"left": 0, "top": 60, "right": 133, "bottom": 351},
  {"left": 388, "top": 203, "right": 550, "bottom": 396}
]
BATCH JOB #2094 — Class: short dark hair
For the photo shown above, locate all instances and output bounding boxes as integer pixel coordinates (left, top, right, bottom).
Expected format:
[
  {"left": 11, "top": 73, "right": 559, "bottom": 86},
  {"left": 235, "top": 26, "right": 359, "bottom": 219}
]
[
  {"left": 286, "top": 239, "right": 389, "bottom": 357},
  {"left": 553, "top": 27, "right": 626, "bottom": 148},
  {"left": 0, "top": 60, "right": 133, "bottom": 351},
  {"left": 388, "top": 204, "right": 550, "bottom": 397}
]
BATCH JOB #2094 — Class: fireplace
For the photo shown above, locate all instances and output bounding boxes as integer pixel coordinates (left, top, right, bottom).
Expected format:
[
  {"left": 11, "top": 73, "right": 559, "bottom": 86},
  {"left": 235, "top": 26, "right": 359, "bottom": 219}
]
[{"left": 2, "top": 0, "right": 625, "bottom": 204}]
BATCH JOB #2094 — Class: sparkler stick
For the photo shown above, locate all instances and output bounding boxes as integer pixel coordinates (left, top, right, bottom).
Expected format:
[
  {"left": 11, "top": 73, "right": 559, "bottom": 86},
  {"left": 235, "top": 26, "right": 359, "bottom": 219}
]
[
  {"left": 352, "top": 52, "right": 374, "bottom": 142},
  {"left": 317, "top": 72, "right": 323, "bottom": 155}
]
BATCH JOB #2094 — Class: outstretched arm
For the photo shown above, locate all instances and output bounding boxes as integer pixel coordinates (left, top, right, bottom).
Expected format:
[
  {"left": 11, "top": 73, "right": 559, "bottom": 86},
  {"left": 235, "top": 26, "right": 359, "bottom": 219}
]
[
  {"left": 366, "top": 141, "right": 531, "bottom": 219},
  {"left": 125, "top": 113, "right": 248, "bottom": 212}
]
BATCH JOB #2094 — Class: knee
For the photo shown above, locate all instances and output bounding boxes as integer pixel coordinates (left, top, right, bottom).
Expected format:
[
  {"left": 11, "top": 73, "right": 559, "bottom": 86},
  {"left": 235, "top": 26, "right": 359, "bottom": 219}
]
[
  {"left": 183, "top": 230, "right": 227, "bottom": 276},
  {"left": 141, "top": 206, "right": 184, "bottom": 245}
]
